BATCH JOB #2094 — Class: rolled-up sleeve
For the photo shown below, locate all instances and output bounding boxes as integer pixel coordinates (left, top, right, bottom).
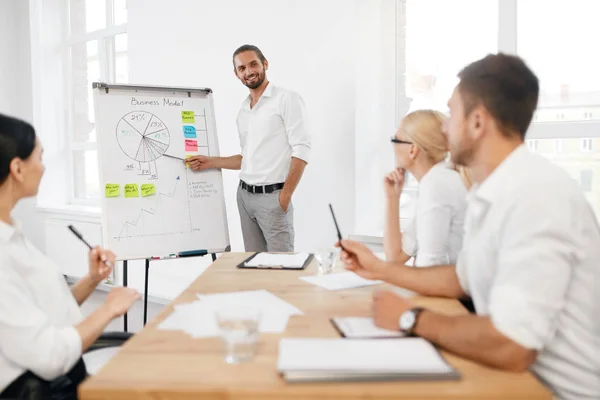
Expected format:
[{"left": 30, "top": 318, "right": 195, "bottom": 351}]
[
  {"left": 489, "top": 196, "right": 578, "bottom": 350},
  {"left": 0, "top": 270, "right": 82, "bottom": 381},
  {"left": 282, "top": 92, "right": 311, "bottom": 163}
]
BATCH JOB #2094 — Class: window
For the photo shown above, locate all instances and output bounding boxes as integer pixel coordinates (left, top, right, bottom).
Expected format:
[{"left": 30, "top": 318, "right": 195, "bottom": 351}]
[
  {"left": 394, "top": 0, "right": 600, "bottom": 224},
  {"left": 30, "top": 0, "right": 128, "bottom": 210},
  {"left": 68, "top": 0, "right": 128, "bottom": 205},
  {"left": 398, "top": 0, "right": 498, "bottom": 212},
  {"left": 581, "top": 138, "right": 594, "bottom": 152},
  {"left": 527, "top": 139, "right": 539, "bottom": 152},
  {"left": 404, "top": 0, "right": 498, "bottom": 114},
  {"left": 518, "top": 0, "right": 600, "bottom": 122}
]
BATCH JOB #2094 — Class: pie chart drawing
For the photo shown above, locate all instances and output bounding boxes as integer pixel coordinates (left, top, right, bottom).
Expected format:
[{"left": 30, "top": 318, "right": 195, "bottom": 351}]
[{"left": 116, "top": 111, "right": 170, "bottom": 162}]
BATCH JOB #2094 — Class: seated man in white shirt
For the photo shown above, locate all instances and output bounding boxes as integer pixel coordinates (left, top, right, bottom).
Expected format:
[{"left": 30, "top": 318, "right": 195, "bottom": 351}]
[
  {"left": 187, "top": 44, "right": 311, "bottom": 252},
  {"left": 338, "top": 53, "right": 600, "bottom": 400},
  {"left": 0, "top": 114, "right": 141, "bottom": 399}
]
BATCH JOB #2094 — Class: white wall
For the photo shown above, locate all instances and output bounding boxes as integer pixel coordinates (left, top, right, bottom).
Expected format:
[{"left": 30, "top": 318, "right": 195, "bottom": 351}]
[
  {"left": 0, "top": 0, "right": 46, "bottom": 251},
  {"left": 128, "top": 0, "right": 363, "bottom": 252},
  {"left": 5, "top": 0, "right": 397, "bottom": 301}
]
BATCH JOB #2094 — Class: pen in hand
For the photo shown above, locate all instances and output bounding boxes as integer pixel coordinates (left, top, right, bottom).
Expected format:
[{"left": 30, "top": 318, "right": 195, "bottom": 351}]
[{"left": 67, "top": 225, "right": 113, "bottom": 267}]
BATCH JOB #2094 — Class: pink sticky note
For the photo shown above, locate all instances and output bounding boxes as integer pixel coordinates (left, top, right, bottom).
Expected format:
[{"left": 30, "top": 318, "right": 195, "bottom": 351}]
[{"left": 185, "top": 139, "right": 198, "bottom": 152}]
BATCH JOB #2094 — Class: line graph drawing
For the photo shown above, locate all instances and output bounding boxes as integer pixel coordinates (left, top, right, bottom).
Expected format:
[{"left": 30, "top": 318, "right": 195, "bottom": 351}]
[{"left": 115, "top": 175, "right": 192, "bottom": 240}]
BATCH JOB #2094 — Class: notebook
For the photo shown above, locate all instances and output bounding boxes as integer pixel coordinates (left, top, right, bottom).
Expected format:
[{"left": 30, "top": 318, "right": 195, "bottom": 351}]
[
  {"left": 277, "top": 338, "right": 460, "bottom": 383},
  {"left": 237, "top": 252, "right": 313, "bottom": 270},
  {"left": 331, "top": 317, "right": 406, "bottom": 338}
]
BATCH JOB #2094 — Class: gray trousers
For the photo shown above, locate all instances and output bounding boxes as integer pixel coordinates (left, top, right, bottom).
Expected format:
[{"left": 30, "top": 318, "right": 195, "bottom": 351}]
[{"left": 236, "top": 186, "right": 294, "bottom": 252}]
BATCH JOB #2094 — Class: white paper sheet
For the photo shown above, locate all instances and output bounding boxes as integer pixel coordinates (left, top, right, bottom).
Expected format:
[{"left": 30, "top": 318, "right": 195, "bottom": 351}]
[
  {"left": 245, "top": 252, "right": 310, "bottom": 268},
  {"left": 299, "top": 271, "right": 382, "bottom": 291},
  {"left": 158, "top": 290, "right": 302, "bottom": 338}
]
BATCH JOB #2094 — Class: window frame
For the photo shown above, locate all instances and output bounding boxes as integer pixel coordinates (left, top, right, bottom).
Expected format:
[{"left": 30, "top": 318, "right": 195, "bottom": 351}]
[
  {"left": 395, "top": 0, "right": 600, "bottom": 215},
  {"left": 30, "top": 0, "right": 127, "bottom": 211},
  {"left": 65, "top": 1, "right": 127, "bottom": 206}
]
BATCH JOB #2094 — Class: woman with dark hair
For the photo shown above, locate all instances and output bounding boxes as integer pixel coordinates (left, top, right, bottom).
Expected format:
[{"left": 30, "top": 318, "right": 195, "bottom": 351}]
[{"left": 0, "top": 114, "right": 140, "bottom": 399}]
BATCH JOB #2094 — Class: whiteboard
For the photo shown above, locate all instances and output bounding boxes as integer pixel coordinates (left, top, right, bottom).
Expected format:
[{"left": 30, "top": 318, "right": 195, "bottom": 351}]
[{"left": 92, "top": 83, "right": 230, "bottom": 260}]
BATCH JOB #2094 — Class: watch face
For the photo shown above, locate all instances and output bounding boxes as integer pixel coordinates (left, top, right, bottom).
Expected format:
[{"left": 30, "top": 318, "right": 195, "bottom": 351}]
[{"left": 399, "top": 310, "right": 416, "bottom": 331}]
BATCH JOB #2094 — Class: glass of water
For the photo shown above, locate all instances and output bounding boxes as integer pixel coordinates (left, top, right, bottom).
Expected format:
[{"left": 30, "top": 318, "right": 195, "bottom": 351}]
[
  {"left": 314, "top": 248, "right": 335, "bottom": 275},
  {"left": 216, "top": 307, "right": 260, "bottom": 364}
]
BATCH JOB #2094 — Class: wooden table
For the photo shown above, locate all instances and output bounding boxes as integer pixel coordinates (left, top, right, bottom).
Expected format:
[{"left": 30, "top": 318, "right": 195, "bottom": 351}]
[{"left": 80, "top": 253, "right": 552, "bottom": 399}]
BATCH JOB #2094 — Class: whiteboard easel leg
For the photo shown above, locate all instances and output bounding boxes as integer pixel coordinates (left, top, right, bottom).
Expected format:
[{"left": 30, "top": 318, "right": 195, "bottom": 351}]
[
  {"left": 143, "top": 260, "right": 150, "bottom": 326},
  {"left": 123, "top": 260, "right": 128, "bottom": 332}
]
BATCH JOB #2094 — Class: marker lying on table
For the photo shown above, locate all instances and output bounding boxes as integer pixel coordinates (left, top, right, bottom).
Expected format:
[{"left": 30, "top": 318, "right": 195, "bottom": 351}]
[{"left": 67, "top": 224, "right": 113, "bottom": 267}]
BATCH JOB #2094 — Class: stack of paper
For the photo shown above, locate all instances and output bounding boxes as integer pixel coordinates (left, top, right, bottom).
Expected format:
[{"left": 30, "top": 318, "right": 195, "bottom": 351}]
[
  {"left": 299, "top": 271, "right": 382, "bottom": 291},
  {"left": 158, "top": 290, "right": 303, "bottom": 338},
  {"left": 277, "top": 338, "right": 460, "bottom": 383}
]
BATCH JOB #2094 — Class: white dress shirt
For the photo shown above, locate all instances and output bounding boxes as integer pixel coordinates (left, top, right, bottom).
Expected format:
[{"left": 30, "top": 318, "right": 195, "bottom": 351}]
[
  {"left": 236, "top": 83, "right": 311, "bottom": 185},
  {"left": 0, "top": 219, "right": 83, "bottom": 392},
  {"left": 402, "top": 162, "right": 467, "bottom": 266},
  {"left": 456, "top": 145, "right": 600, "bottom": 400}
]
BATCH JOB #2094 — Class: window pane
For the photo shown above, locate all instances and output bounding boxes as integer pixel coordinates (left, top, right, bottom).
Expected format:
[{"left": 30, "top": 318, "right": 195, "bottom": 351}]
[
  {"left": 116, "top": 54, "right": 129, "bottom": 83},
  {"left": 405, "top": 0, "right": 498, "bottom": 113},
  {"left": 518, "top": 0, "right": 600, "bottom": 121},
  {"left": 73, "top": 150, "right": 100, "bottom": 200},
  {"left": 114, "top": 0, "right": 127, "bottom": 25},
  {"left": 86, "top": 40, "right": 97, "bottom": 58},
  {"left": 529, "top": 138, "right": 600, "bottom": 220},
  {"left": 69, "top": 0, "right": 106, "bottom": 35},
  {"left": 71, "top": 42, "right": 100, "bottom": 143},
  {"left": 115, "top": 32, "right": 127, "bottom": 52}
]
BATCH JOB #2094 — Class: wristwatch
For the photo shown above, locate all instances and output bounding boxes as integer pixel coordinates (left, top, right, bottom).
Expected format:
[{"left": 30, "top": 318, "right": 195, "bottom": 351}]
[{"left": 398, "top": 307, "right": 425, "bottom": 335}]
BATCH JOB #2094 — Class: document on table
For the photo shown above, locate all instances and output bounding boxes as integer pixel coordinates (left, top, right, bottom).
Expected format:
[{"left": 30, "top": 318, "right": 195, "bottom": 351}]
[
  {"left": 158, "top": 290, "right": 302, "bottom": 338},
  {"left": 277, "top": 337, "right": 460, "bottom": 382},
  {"left": 299, "top": 271, "right": 382, "bottom": 291},
  {"left": 245, "top": 252, "right": 311, "bottom": 268}
]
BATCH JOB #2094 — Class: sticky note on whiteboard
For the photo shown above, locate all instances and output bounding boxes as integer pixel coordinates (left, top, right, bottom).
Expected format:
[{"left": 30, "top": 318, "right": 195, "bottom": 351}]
[
  {"left": 124, "top": 184, "right": 140, "bottom": 198},
  {"left": 185, "top": 139, "right": 198, "bottom": 152},
  {"left": 183, "top": 125, "right": 197, "bottom": 138},
  {"left": 105, "top": 184, "right": 120, "bottom": 197},
  {"left": 181, "top": 111, "right": 195, "bottom": 123},
  {"left": 141, "top": 184, "right": 156, "bottom": 197}
]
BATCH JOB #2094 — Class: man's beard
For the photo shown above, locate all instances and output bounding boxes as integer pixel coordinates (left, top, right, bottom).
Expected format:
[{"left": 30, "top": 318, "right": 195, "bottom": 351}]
[
  {"left": 244, "top": 70, "right": 266, "bottom": 89},
  {"left": 450, "top": 136, "right": 476, "bottom": 167}
]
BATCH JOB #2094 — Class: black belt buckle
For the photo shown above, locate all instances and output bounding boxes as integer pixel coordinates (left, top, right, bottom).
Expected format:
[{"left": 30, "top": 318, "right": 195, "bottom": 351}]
[{"left": 240, "top": 180, "right": 283, "bottom": 194}]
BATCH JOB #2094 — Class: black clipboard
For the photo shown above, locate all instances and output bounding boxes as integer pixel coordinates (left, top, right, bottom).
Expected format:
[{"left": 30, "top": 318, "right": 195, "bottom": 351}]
[{"left": 237, "top": 252, "right": 314, "bottom": 270}]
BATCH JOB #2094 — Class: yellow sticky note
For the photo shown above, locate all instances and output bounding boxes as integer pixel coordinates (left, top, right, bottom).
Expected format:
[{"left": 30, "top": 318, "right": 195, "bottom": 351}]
[
  {"left": 141, "top": 183, "right": 156, "bottom": 197},
  {"left": 124, "top": 184, "right": 139, "bottom": 198},
  {"left": 105, "top": 184, "right": 120, "bottom": 198},
  {"left": 181, "top": 111, "right": 195, "bottom": 123}
]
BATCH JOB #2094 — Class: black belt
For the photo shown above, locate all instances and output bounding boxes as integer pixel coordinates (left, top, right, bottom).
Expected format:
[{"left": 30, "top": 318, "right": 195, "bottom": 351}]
[{"left": 240, "top": 180, "right": 284, "bottom": 194}]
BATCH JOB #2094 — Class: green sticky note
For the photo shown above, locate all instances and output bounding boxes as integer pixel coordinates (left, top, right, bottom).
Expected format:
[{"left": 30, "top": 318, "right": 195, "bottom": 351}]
[
  {"left": 181, "top": 111, "right": 195, "bottom": 123},
  {"left": 141, "top": 183, "right": 156, "bottom": 197},
  {"left": 105, "top": 184, "right": 120, "bottom": 197},
  {"left": 124, "top": 184, "right": 139, "bottom": 198}
]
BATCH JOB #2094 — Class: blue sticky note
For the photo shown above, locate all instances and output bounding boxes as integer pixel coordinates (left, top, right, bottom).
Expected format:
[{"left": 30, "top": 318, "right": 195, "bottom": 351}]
[{"left": 183, "top": 125, "right": 197, "bottom": 138}]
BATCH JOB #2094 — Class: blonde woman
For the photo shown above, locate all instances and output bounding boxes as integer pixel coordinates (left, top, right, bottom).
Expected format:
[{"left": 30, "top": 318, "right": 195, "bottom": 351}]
[{"left": 384, "top": 110, "right": 467, "bottom": 267}]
